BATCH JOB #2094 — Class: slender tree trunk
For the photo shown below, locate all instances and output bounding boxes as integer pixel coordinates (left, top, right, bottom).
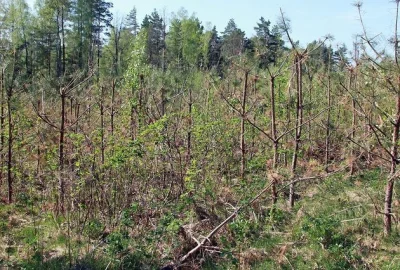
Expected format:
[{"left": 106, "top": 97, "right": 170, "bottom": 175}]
[
  {"left": 56, "top": 8, "right": 62, "bottom": 78},
  {"left": 111, "top": 80, "right": 115, "bottom": 136},
  {"left": 78, "top": 17, "right": 83, "bottom": 69},
  {"left": 113, "top": 26, "right": 120, "bottom": 77},
  {"left": 75, "top": 102, "right": 80, "bottom": 134},
  {"left": 240, "top": 71, "right": 249, "bottom": 180},
  {"left": 350, "top": 72, "right": 356, "bottom": 175},
  {"left": 307, "top": 75, "right": 313, "bottom": 142},
  {"left": 131, "top": 77, "right": 145, "bottom": 140},
  {"left": 59, "top": 92, "right": 66, "bottom": 213},
  {"left": 250, "top": 79, "right": 257, "bottom": 159},
  {"left": 100, "top": 87, "right": 105, "bottom": 166},
  {"left": 161, "top": 87, "right": 166, "bottom": 117},
  {"left": 0, "top": 69, "right": 4, "bottom": 189},
  {"left": 97, "top": 30, "right": 101, "bottom": 81},
  {"left": 270, "top": 75, "right": 278, "bottom": 204},
  {"left": 7, "top": 89, "right": 12, "bottom": 204},
  {"left": 325, "top": 57, "right": 332, "bottom": 171},
  {"left": 48, "top": 34, "right": 52, "bottom": 76},
  {"left": 350, "top": 40, "right": 359, "bottom": 176},
  {"left": 36, "top": 100, "right": 42, "bottom": 188},
  {"left": 383, "top": 2, "right": 400, "bottom": 235},
  {"left": 271, "top": 76, "right": 278, "bottom": 169},
  {"left": 162, "top": 17, "right": 166, "bottom": 73},
  {"left": 62, "top": 6, "right": 66, "bottom": 74},
  {"left": 6, "top": 49, "right": 18, "bottom": 204},
  {"left": 284, "top": 68, "right": 294, "bottom": 168},
  {"left": 384, "top": 78, "right": 400, "bottom": 235},
  {"left": 289, "top": 55, "right": 303, "bottom": 208},
  {"left": 130, "top": 85, "right": 136, "bottom": 140},
  {"left": 187, "top": 88, "right": 192, "bottom": 166},
  {"left": 20, "top": 22, "right": 30, "bottom": 76}
]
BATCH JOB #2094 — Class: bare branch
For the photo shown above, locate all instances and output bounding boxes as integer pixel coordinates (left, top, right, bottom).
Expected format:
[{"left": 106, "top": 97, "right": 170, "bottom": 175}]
[
  {"left": 279, "top": 8, "right": 298, "bottom": 53},
  {"left": 356, "top": 2, "right": 384, "bottom": 59},
  {"left": 31, "top": 100, "right": 60, "bottom": 130},
  {"left": 345, "top": 134, "right": 391, "bottom": 163},
  {"left": 276, "top": 106, "right": 333, "bottom": 141},
  {"left": 174, "top": 168, "right": 347, "bottom": 267},
  {"left": 369, "top": 123, "right": 395, "bottom": 160}
]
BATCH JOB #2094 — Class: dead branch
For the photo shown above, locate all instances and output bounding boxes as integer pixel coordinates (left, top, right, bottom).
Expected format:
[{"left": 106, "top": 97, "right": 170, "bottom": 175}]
[
  {"left": 172, "top": 168, "right": 347, "bottom": 267},
  {"left": 177, "top": 181, "right": 274, "bottom": 265},
  {"left": 355, "top": 2, "right": 384, "bottom": 60}
]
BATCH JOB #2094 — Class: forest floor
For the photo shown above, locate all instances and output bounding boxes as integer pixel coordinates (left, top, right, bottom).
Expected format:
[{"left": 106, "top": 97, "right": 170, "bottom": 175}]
[{"left": 1, "top": 168, "right": 400, "bottom": 269}]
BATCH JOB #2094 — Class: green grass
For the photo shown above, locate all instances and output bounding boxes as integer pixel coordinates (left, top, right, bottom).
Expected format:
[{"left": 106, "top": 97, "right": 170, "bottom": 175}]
[{"left": 1, "top": 169, "right": 399, "bottom": 269}]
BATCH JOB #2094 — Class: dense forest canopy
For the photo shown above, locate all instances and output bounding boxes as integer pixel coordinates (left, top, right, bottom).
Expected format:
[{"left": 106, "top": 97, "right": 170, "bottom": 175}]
[{"left": 0, "top": 0, "right": 400, "bottom": 269}]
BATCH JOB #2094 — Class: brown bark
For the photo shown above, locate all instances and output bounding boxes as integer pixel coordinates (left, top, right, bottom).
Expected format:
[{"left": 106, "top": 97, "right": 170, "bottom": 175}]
[
  {"left": 7, "top": 89, "right": 12, "bottom": 204},
  {"left": 100, "top": 87, "right": 105, "bottom": 166},
  {"left": 161, "top": 87, "right": 166, "bottom": 117},
  {"left": 270, "top": 75, "right": 279, "bottom": 204},
  {"left": 59, "top": 92, "right": 66, "bottom": 213},
  {"left": 240, "top": 71, "right": 249, "bottom": 180},
  {"left": 384, "top": 1, "right": 400, "bottom": 235},
  {"left": 0, "top": 69, "right": 3, "bottom": 189},
  {"left": 7, "top": 50, "right": 18, "bottom": 204},
  {"left": 384, "top": 80, "right": 400, "bottom": 235},
  {"left": 56, "top": 8, "right": 62, "bottom": 78},
  {"left": 48, "top": 33, "right": 52, "bottom": 76},
  {"left": 113, "top": 25, "right": 121, "bottom": 76},
  {"left": 111, "top": 79, "right": 115, "bottom": 136},
  {"left": 289, "top": 55, "right": 303, "bottom": 208},
  {"left": 130, "top": 86, "right": 136, "bottom": 140},
  {"left": 307, "top": 75, "right": 313, "bottom": 142},
  {"left": 325, "top": 54, "right": 332, "bottom": 171},
  {"left": 36, "top": 100, "right": 42, "bottom": 187},
  {"left": 350, "top": 72, "right": 356, "bottom": 176},
  {"left": 271, "top": 76, "right": 278, "bottom": 169},
  {"left": 187, "top": 88, "right": 192, "bottom": 166},
  {"left": 62, "top": 6, "right": 65, "bottom": 74}
]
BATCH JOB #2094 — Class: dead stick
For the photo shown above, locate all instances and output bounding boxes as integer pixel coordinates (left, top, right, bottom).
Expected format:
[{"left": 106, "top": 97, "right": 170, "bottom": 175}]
[
  {"left": 178, "top": 182, "right": 274, "bottom": 265},
  {"left": 176, "top": 168, "right": 346, "bottom": 266}
]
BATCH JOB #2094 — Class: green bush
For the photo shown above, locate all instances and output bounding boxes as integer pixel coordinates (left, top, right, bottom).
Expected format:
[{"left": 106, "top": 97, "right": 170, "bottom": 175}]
[
  {"left": 106, "top": 231, "right": 129, "bottom": 255},
  {"left": 84, "top": 219, "right": 104, "bottom": 240}
]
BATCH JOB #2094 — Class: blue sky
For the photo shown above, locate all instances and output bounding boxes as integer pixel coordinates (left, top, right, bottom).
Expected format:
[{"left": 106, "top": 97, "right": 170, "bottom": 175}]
[{"left": 26, "top": 0, "right": 396, "bottom": 51}]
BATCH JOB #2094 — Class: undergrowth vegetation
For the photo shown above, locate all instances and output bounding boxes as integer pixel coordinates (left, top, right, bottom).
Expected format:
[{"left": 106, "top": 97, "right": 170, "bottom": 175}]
[{"left": 1, "top": 169, "right": 399, "bottom": 269}]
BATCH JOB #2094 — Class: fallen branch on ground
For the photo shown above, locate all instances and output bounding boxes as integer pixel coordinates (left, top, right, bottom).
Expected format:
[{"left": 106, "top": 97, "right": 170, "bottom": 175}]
[{"left": 166, "top": 168, "right": 347, "bottom": 268}]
